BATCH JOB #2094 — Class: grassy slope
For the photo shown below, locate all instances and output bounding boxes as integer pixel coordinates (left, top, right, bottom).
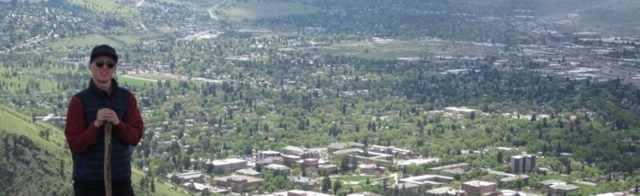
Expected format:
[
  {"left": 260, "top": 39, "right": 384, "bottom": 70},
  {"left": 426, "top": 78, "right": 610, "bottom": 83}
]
[{"left": 0, "top": 103, "right": 189, "bottom": 196}]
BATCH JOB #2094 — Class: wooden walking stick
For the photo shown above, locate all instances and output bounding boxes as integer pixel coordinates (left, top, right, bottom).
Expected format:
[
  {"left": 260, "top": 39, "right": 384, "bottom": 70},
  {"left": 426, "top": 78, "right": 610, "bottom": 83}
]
[{"left": 104, "top": 123, "right": 113, "bottom": 196}]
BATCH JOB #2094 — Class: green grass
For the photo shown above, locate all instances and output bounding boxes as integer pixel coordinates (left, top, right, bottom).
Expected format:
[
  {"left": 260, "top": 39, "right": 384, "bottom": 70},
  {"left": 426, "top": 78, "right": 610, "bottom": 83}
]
[
  {"left": 67, "top": 0, "right": 140, "bottom": 16},
  {"left": 222, "top": 1, "right": 320, "bottom": 21},
  {"left": 336, "top": 175, "right": 374, "bottom": 182},
  {"left": 0, "top": 104, "right": 189, "bottom": 196},
  {"left": 0, "top": 66, "right": 73, "bottom": 93},
  {"left": 117, "top": 75, "right": 157, "bottom": 88},
  {"left": 48, "top": 34, "right": 122, "bottom": 48},
  {"left": 123, "top": 73, "right": 208, "bottom": 87}
]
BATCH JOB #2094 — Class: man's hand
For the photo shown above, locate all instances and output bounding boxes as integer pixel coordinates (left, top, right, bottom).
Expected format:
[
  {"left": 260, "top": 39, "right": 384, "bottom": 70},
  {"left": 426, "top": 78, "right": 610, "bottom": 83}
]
[{"left": 95, "top": 108, "right": 120, "bottom": 127}]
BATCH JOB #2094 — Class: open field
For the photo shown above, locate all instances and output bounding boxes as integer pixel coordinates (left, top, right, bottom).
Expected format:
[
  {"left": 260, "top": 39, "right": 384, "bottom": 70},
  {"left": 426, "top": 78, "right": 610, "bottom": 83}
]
[
  {"left": 315, "top": 40, "right": 500, "bottom": 59},
  {"left": 316, "top": 41, "right": 430, "bottom": 60},
  {"left": 67, "top": 0, "right": 140, "bottom": 16},
  {"left": 47, "top": 33, "right": 157, "bottom": 48},
  {"left": 0, "top": 66, "right": 72, "bottom": 93},
  {"left": 0, "top": 104, "right": 189, "bottom": 196},
  {"left": 127, "top": 73, "right": 209, "bottom": 86},
  {"left": 221, "top": 0, "right": 320, "bottom": 21},
  {"left": 117, "top": 75, "right": 158, "bottom": 88},
  {"left": 448, "top": 46, "right": 499, "bottom": 56},
  {"left": 336, "top": 175, "right": 375, "bottom": 182}
]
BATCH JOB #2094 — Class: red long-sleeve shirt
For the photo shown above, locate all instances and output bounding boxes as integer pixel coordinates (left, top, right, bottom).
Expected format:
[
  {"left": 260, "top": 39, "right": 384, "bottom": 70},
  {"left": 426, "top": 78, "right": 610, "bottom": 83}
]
[{"left": 64, "top": 93, "right": 144, "bottom": 155}]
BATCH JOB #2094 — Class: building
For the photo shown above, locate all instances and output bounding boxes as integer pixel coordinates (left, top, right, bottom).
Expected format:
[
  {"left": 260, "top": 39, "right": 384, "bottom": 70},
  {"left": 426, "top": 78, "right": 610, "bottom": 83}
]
[
  {"left": 264, "top": 164, "right": 291, "bottom": 174},
  {"left": 370, "top": 145, "right": 414, "bottom": 159},
  {"left": 499, "top": 175, "right": 530, "bottom": 185},
  {"left": 288, "top": 176, "right": 318, "bottom": 187},
  {"left": 347, "top": 192, "right": 383, "bottom": 196},
  {"left": 443, "top": 107, "right": 477, "bottom": 116},
  {"left": 461, "top": 180, "right": 496, "bottom": 196},
  {"left": 211, "top": 175, "right": 265, "bottom": 193},
  {"left": 426, "top": 187, "right": 468, "bottom": 196},
  {"left": 282, "top": 154, "right": 302, "bottom": 166},
  {"left": 207, "top": 158, "right": 248, "bottom": 172},
  {"left": 301, "top": 158, "right": 320, "bottom": 167},
  {"left": 549, "top": 184, "right": 580, "bottom": 196},
  {"left": 347, "top": 192, "right": 382, "bottom": 196},
  {"left": 498, "top": 189, "right": 539, "bottom": 196},
  {"left": 387, "top": 182, "right": 420, "bottom": 190},
  {"left": 429, "top": 163, "right": 471, "bottom": 172},
  {"left": 283, "top": 146, "right": 320, "bottom": 158},
  {"left": 359, "top": 164, "right": 379, "bottom": 174},
  {"left": 166, "top": 171, "right": 205, "bottom": 184},
  {"left": 398, "top": 174, "right": 455, "bottom": 189},
  {"left": 260, "top": 190, "right": 333, "bottom": 196},
  {"left": 255, "top": 159, "right": 276, "bottom": 172},
  {"left": 510, "top": 154, "right": 537, "bottom": 174},
  {"left": 318, "top": 164, "right": 339, "bottom": 175},
  {"left": 396, "top": 157, "right": 440, "bottom": 167},
  {"left": 258, "top": 150, "right": 281, "bottom": 159},
  {"left": 332, "top": 148, "right": 364, "bottom": 158},
  {"left": 327, "top": 142, "right": 366, "bottom": 153},
  {"left": 538, "top": 180, "right": 580, "bottom": 196},
  {"left": 236, "top": 168, "right": 261, "bottom": 177},
  {"left": 283, "top": 146, "right": 306, "bottom": 156}
]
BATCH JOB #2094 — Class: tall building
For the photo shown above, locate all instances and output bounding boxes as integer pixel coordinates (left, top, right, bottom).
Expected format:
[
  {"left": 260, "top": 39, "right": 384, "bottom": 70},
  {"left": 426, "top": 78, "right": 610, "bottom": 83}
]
[{"left": 510, "top": 154, "right": 537, "bottom": 174}]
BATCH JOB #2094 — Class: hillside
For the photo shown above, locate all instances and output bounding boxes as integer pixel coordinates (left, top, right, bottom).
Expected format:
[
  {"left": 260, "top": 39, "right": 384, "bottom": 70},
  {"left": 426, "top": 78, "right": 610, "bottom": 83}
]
[
  {"left": 0, "top": 104, "right": 188, "bottom": 196},
  {"left": 530, "top": 0, "right": 640, "bottom": 36}
]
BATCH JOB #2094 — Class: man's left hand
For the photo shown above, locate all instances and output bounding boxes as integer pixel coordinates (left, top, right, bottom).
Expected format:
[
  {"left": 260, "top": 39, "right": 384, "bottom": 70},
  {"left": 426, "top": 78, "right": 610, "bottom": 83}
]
[{"left": 101, "top": 108, "right": 120, "bottom": 126}]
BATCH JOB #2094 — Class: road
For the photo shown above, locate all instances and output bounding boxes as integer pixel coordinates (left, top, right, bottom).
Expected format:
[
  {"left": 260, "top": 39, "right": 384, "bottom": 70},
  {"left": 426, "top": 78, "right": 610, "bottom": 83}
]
[
  {"left": 207, "top": 0, "right": 228, "bottom": 21},
  {"left": 9, "top": 30, "right": 54, "bottom": 51}
]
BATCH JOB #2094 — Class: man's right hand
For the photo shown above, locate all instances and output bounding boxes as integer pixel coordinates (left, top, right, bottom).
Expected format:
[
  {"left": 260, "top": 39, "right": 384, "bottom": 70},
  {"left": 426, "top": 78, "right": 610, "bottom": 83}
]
[{"left": 94, "top": 108, "right": 114, "bottom": 128}]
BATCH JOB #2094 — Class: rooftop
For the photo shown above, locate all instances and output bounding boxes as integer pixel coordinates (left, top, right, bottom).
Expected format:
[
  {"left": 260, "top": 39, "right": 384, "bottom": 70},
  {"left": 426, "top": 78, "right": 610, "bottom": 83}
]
[
  {"left": 387, "top": 182, "right": 420, "bottom": 189},
  {"left": 284, "top": 146, "right": 306, "bottom": 152},
  {"left": 264, "top": 164, "right": 291, "bottom": 170},
  {"left": 400, "top": 174, "right": 454, "bottom": 183},
  {"left": 288, "top": 176, "right": 317, "bottom": 184},
  {"left": 260, "top": 190, "right": 333, "bottom": 196},
  {"left": 333, "top": 148, "right": 364, "bottom": 155},
  {"left": 212, "top": 175, "right": 263, "bottom": 183},
  {"left": 463, "top": 180, "right": 496, "bottom": 187},
  {"left": 236, "top": 168, "right": 261, "bottom": 176},
  {"left": 347, "top": 192, "right": 383, "bottom": 196},
  {"left": 427, "top": 187, "right": 467, "bottom": 195},
  {"left": 259, "top": 150, "right": 281, "bottom": 154},
  {"left": 168, "top": 171, "right": 203, "bottom": 180},
  {"left": 210, "top": 158, "right": 247, "bottom": 165},
  {"left": 319, "top": 164, "right": 338, "bottom": 168},
  {"left": 550, "top": 184, "right": 580, "bottom": 191},
  {"left": 396, "top": 157, "right": 439, "bottom": 166}
]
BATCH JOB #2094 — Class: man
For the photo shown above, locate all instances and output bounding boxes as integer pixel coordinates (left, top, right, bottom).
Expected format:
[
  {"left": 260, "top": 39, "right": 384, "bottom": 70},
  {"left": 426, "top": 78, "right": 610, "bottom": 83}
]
[{"left": 64, "top": 44, "right": 144, "bottom": 196}]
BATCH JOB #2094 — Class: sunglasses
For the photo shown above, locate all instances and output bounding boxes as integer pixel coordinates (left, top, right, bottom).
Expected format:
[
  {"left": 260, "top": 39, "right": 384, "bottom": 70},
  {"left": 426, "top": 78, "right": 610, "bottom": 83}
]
[{"left": 95, "top": 60, "right": 116, "bottom": 69}]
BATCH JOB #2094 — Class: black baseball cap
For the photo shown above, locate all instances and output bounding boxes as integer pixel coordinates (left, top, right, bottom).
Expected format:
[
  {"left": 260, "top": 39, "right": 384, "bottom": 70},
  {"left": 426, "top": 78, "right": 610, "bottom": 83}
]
[{"left": 90, "top": 44, "right": 119, "bottom": 63}]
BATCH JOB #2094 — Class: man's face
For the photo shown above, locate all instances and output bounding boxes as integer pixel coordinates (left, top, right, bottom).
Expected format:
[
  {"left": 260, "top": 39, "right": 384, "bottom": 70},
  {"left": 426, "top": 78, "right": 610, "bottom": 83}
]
[{"left": 89, "top": 56, "right": 117, "bottom": 83}]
